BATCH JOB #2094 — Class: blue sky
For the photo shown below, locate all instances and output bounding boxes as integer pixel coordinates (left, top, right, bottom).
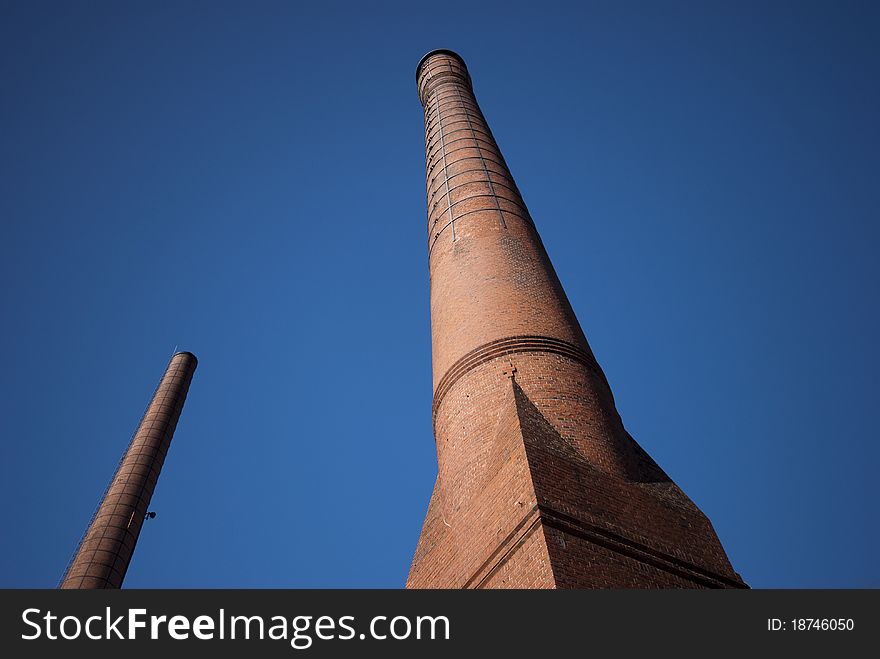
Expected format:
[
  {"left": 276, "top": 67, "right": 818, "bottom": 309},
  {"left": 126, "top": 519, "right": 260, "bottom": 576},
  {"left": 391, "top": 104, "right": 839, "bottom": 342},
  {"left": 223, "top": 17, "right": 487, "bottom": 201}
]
[{"left": 1, "top": 1, "right": 877, "bottom": 588}]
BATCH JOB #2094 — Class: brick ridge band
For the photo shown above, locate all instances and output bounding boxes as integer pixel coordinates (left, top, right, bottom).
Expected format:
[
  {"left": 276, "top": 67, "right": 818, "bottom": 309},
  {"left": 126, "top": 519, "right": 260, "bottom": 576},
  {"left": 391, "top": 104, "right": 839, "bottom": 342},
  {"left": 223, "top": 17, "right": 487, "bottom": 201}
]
[
  {"left": 432, "top": 335, "right": 600, "bottom": 423},
  {"left": 536, "top": 505, "right": 748, "bottom": 589},
  {"left": 465, "top": 505, "right": 747, "bottom": 589}
]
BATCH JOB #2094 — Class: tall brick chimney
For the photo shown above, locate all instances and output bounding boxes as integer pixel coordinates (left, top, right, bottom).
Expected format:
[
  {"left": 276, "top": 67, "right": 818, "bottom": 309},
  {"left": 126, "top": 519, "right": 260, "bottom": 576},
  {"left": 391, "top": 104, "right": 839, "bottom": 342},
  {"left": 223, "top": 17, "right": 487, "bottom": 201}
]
[
  {"left": 408, "top": 50, "right": 746, "bottom": 588},
  {"left": 60, "top": 351, "right": 197, "bottom": 589}
]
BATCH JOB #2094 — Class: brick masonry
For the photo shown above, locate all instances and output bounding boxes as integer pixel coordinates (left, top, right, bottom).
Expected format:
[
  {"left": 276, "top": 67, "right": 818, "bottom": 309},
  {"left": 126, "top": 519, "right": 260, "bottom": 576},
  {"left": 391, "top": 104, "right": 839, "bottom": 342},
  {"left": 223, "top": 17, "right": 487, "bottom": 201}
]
[
  {"left": 59, "top": 351, "right": 197, "bottom": 589},
  {"left": 407, "top": 50, "right": 746, "bottom": 589}
]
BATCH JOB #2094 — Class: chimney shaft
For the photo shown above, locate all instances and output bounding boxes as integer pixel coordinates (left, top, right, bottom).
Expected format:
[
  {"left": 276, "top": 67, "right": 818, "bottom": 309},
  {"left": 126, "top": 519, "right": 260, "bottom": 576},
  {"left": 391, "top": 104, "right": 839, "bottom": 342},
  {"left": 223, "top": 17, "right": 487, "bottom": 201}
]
[
  {"left": 60, "top": 351, "right": 197, "bottom": 589},
  {"left": 409, "top": 51, "right": 745, "bottom": 588}
]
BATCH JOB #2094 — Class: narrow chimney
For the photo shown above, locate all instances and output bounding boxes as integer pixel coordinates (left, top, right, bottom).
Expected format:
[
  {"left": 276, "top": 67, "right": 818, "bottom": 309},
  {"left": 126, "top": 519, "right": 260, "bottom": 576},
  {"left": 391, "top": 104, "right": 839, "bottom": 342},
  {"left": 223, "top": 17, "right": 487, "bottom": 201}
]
[{"left": 60, "top": 351, "right": 197, "bottom": 589}]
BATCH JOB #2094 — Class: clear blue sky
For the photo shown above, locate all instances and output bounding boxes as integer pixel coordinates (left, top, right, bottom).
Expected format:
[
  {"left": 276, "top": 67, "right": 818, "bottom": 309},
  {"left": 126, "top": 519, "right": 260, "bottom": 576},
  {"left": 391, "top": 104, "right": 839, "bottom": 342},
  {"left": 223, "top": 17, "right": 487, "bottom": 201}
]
[{"left": 1, "top": 1, "right": 877, "bottom": 588}]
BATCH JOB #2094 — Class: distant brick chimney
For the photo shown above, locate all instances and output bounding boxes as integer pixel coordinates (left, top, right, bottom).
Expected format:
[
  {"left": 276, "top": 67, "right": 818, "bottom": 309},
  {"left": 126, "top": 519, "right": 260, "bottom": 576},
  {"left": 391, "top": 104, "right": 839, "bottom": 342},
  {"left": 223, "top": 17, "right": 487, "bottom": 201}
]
[
  {"left": 408, "top": 50, "right": 745, "bottom": 588},
  {"left": 60, "top": 351, "right": 197, "bottom": 589}
]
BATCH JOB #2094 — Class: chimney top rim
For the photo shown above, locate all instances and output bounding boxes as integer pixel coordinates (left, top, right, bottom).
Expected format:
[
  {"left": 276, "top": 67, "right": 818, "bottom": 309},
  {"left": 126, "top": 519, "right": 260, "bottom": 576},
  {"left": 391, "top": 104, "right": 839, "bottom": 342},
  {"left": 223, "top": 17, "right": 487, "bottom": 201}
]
[
  {"left": 416, "top": 49, "right": 467, "bottom": 83},
  {"left": 172, "top": 351, "right": 198, "bottom": 365}
]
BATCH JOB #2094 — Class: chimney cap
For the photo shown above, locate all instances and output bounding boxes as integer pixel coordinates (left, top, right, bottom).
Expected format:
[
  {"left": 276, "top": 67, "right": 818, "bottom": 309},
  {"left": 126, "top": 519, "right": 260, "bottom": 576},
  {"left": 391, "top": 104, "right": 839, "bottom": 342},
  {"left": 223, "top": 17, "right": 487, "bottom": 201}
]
[
  {"left": 416, "top": 49, "right": 467, "bottom": 83},
  {"left": 172, "top": 351, "right": 198, "bottom": 365}
]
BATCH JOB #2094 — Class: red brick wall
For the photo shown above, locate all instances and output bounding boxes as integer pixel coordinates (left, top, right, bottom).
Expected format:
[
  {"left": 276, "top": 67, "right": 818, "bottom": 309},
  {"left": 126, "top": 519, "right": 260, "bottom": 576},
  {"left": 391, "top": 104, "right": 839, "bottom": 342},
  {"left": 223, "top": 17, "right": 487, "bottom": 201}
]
[{"left": 408, "top": 51, "right": 745, "bottom": 589}]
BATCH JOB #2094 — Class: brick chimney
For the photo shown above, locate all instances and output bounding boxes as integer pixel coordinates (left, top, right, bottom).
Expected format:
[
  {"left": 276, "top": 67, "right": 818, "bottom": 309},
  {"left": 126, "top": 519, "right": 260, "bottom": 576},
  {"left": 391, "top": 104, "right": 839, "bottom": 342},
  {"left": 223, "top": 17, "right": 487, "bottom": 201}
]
[
  {"left": 408, "top": 50, "right": 745, "bottom": 588},
  {"left": 60, "top": 351, "right": 198, "bottom": 589}
]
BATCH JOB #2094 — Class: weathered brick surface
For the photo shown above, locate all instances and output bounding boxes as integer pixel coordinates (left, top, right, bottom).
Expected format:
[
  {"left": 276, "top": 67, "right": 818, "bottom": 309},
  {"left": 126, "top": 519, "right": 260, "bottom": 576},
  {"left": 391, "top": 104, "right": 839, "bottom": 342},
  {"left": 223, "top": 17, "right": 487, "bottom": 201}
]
[
  {"left": 408, "top": 51, "right": 745, "bottom": 589},
  {"left": 59, "top": 352, "right": 197, "bottom": 589}
]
